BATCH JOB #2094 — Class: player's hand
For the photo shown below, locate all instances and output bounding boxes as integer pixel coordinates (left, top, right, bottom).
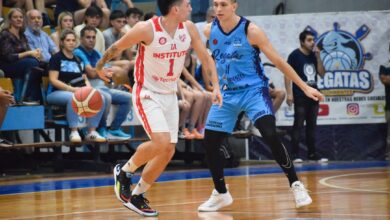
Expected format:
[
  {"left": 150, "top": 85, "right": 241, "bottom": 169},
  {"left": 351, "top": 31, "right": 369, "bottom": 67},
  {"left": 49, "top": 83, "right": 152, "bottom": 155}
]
[
  {"left": 304, "top": 86, "right": 324, "bottom": 102},
  {"left": 286, "top": 94, "right": 294, "bottom": 106},
  {"left": 212, "top": 87, "right": 223, "bottom": 107},
  {"left": 0, "top": 90, "right": 15, "bottom": 106},
  {"left": 96, "top": 65, "right": 112, "bottom": 83},
  {"left": 313, "top": 46, "right": 321, "bottom": 58}
]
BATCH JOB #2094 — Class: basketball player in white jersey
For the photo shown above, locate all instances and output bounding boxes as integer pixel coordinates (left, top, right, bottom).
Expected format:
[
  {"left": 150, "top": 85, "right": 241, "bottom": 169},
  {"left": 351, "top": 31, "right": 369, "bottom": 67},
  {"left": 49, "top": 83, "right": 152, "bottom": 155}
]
[{"left": 96, "top": 0, "right": 222, "bottom": 217}]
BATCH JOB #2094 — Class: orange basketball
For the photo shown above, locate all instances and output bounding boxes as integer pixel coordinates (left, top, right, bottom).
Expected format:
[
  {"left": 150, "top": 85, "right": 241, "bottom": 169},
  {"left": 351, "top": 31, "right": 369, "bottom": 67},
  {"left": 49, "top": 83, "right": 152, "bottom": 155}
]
[{"left": 71, "top": 86, "right": 103, "bottom": 118}]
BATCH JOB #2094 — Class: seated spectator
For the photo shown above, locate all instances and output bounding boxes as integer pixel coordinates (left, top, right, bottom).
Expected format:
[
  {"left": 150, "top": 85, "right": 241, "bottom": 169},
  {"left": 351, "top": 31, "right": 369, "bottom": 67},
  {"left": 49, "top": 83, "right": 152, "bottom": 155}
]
[
  {"left": 177, "top": 80, "right": 192, "bottom": 139},
  {"left": 51, "top": 11, "right": 74, "bottom": 48},
  {"left": 179, "top": 68, "right": 212, "bottom": 139},
  {"left": 122, "top": 7, "right": 143, "bottom": 32},
  {"left": 55, "top": 0, "right": 110, "bottom": 29},
  {"left": 25, "top": 9, "right": 58, "bottom": 63},
  {"left": 0, "top": 85, "right": 15, "bottom": 147},
  {"left": 103, "top": 10, "right": 126, "bottom": 52},
  {"left": 0, "top": 8, "right": 41, "bottom": 102},
  {"left": 74, "top": 26, "right": 132, "bottom": 140},
  {"left": 47, "top": 29, "right": 106, "bottom": 142},
  {"left": 74, "top": 4, "right": 106, "bottom": 54},
  {"left": 269, "top": 81, "right": 286, "bottom": 112},
  {"left": 103, "top": 10, "right": 134, "bottom": 61}
]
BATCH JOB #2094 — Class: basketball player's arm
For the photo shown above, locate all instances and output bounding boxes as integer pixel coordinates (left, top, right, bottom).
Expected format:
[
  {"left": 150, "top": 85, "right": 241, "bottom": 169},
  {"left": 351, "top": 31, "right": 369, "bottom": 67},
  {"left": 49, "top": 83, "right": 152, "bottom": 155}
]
[
  {"left": 186, "top": 21, "right": 222, "bottom": 106},
  {"left": 247, "top": 23, "right": 324, "bottom": 102},
  {"left": 96, "top": 21, "right": 152, "bottom": 80},
  {"left": 284, "top": 76, "right": 293, "bottom": 106},
  {"left": 48, "top": 70, "right": 78, "bottom": 93}
]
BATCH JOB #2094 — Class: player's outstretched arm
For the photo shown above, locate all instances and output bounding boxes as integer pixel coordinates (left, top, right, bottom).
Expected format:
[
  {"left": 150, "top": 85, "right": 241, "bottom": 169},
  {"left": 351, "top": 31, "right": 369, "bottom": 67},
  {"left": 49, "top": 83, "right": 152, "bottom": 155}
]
[
  {"left": 185, "top": 20, "right": 222, "bottom": 107},
  {"left": 247, "top": 23, "right": 324, "bottom": 102},
  {"left": 96, "top": 21, "right": 153, "bottom": 82}
]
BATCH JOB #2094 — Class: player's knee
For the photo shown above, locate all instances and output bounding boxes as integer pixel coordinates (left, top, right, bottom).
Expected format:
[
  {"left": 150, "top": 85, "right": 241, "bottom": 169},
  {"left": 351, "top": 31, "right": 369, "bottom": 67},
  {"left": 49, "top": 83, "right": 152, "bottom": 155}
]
[{"left": 276, "top": 90, "right": 286, "bottom": 99}]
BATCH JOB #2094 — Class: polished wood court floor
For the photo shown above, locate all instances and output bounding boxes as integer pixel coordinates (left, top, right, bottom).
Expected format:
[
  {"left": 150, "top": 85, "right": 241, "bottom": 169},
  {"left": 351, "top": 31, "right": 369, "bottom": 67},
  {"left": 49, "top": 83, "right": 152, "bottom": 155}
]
[{"left": 0, "top": 162, "right": 389, "bottom": 219}]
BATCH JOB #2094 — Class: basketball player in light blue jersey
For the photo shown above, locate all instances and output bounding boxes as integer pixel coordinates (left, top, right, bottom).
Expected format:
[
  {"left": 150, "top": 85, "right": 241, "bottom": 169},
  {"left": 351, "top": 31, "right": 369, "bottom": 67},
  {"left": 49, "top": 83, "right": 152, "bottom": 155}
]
[{"left": 198, "top": 0, "right": 324, "bottom": 211}]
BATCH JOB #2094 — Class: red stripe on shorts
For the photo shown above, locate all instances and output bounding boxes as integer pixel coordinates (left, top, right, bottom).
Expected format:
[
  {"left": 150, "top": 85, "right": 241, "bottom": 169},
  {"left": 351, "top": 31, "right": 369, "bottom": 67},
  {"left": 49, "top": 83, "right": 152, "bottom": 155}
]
[{"left": 135, "top": 45, "right": 152, "bottom": 134}]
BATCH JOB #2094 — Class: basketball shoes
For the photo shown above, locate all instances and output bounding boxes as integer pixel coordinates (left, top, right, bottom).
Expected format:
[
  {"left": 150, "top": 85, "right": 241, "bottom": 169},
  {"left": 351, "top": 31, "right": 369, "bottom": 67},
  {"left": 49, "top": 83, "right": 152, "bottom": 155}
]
[
  {"left": 113, "top": 164, "right": 133, "bottom": 203},
  {"left": 291, "top": 181, "right": 312, "bottom": 208},
  {"left": 123, "top": 194, "right": 159, "bottom": 217},
  {"left": 198, "top": 188, "right": 233, "bottom": 212}
]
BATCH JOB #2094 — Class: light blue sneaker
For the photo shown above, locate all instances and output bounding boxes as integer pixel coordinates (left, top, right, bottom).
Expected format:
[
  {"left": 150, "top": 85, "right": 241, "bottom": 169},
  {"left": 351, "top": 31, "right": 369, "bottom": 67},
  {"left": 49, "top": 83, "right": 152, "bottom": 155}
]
[
  {"left": 107, "top": 129, "right": 131, "bottom": 140},
  {"left": 97, "top": 127, "right": 108, "bottom": 138}
]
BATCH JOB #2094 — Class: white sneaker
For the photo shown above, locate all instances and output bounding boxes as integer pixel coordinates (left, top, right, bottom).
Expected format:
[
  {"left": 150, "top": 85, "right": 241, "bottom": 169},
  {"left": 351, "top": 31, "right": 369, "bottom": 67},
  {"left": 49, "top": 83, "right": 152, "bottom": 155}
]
[
  {"left": 293, "top": 158, "right": 303, "bottom": 163},
  {"left": 69, "top": 131, "right": 81, "bottom": 142},
  {"left": 291, "top": 181, "right": 312, "bottom": 208},
  {"left": 198, "top": 189, "right": 233, "bottom": 212},
  {"left": 85, "top": 131, "right": 106, "bottom": 142}
]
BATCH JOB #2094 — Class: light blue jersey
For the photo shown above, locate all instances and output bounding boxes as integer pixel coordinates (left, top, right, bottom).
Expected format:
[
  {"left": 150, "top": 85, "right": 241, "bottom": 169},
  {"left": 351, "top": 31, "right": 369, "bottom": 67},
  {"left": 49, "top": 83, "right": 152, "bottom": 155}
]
[
  {"left": 206, "top": 17, "right": 273, "bottom": 133},
  {"left": 209, "top": 17, "right": 268, "bottom": 91}
]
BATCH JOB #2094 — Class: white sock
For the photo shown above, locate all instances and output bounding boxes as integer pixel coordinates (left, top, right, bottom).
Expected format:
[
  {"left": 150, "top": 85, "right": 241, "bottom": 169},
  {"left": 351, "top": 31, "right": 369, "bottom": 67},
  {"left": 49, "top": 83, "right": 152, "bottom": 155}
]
[
  {"left": 122, "top": 158, "right": 138, "bottom": 173},
  {"left": 132, "top": 178, "right": 151, "bottom": 196}
]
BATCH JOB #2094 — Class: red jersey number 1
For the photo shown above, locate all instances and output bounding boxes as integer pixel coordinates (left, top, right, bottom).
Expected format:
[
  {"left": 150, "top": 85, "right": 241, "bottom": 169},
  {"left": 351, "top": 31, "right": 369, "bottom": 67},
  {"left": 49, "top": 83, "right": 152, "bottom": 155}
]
[{"left": 166, "top": 59, "right": 174, "bottom": 76}]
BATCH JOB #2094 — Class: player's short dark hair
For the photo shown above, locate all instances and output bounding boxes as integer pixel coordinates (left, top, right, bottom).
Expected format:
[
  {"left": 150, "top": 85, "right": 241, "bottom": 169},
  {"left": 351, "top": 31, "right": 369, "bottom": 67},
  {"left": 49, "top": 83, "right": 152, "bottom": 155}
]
[
  {"left": 110, "top": 10, "right": 125, "bottom": 21},
  {"left": 299, "top": 30, "right": 315, "bottom": 43},
  {"left": 157, "top": 0, "right": 183, "bottom": 16},
  {"left": 144, "top": 12, "right": 156, "bottom": 21},
  {"left": 80, "top": 26, "right": 97, "bottom": 37},
  {"left": 85, "top": 4, "right": 103, "bottom": 18},
  {"left": 125, "top": 7, "right": 144, "bottom": 17}
]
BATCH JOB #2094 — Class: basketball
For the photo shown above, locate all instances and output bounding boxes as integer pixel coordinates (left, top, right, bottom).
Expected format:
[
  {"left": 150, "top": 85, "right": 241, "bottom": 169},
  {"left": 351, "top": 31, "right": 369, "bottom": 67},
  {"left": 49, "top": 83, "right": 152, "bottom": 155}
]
[{"left": 71, "top": 86, "right": 103, "bottom": 118}]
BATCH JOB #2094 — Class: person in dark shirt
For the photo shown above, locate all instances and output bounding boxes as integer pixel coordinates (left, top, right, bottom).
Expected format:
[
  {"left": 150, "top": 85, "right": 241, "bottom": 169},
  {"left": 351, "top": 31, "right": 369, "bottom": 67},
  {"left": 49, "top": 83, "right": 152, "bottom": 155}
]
[
  {"left": 47, "top": 29, "right": 106, "bottom": 143},
  {"left": 379, "top": 58, "right": 390, "bottom": 161},
  {"left": 285, "top": 30, "right": 326, "bottom": 163}
]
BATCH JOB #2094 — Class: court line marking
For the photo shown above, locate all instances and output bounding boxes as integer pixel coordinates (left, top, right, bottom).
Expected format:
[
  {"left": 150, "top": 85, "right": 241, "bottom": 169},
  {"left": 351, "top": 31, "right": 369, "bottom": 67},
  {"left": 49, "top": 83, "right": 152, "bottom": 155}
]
[
  {"left": 2, "top": 189, "right": 389, "bottom": 220},
  {"left": 319, "top": 171, "right": 390, "bottom": 193},
  {"left": 2, "top": 166, "right": 387, "bottom": 197}
]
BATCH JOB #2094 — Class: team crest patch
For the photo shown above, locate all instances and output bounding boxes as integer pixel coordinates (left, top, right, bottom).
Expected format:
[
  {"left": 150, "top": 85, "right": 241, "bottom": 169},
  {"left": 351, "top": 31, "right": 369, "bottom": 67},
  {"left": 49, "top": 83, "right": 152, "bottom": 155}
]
[
  {"left": 179, "top": 34, "right": 186, "bottom": 42},
  {"left": 159, "top": 37, "right": 167, "bottom": 45}
]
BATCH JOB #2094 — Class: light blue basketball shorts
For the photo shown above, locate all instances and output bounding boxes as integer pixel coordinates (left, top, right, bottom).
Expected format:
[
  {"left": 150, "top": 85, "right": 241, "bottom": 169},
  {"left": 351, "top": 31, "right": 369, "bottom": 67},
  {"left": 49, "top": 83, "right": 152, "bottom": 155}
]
[{"left": 205, "top": 86, "right": 274, "bottom": 133}]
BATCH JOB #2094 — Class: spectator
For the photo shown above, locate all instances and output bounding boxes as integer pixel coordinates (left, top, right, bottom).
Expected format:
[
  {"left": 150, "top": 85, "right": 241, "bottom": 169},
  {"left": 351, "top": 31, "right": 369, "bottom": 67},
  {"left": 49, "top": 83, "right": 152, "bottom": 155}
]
[
  {"left": 284, "top": 30, "right": 327, "bottom": 163},
  {"left": 103, "top": 10, "right": 126, "bottom": 51},
  {"left": 55, "top": 0, "right": 110, "bottom": 29},
  {"left": 51, "top": 11, "right": 74, "bottom": 48},
  {"left": 195, "top": 7, "right": 215, "bottom": 46},
  {"left": 269, "top": 81, "right": 286, "bottom": 112},
  {"left": 0, "top": 8, "right": 41, "bottom": 102},
  {"left": 25, "top": 9, "right": 58, "bottom": 63},
  {"left": 122, "top": 7, "right": 143, "bottom": 32},
  {"left": 47, "top": 29, "right": 106, "bottom": 142},
  {"left": 379, "top": 54, "right": 390, "bottom": 161},
  {"left": 74, "top": 4, "right": 106, "bottom": 54},
  {"left": 74, "top": 26, "right": 132, "bottom": 140}
]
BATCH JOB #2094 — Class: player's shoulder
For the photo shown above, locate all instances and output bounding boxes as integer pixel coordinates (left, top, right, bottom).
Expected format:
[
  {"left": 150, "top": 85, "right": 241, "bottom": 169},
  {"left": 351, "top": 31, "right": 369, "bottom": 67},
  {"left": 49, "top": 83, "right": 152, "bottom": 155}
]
[{"left": 133, "top": 20, "right": 153, "bottom": 32}]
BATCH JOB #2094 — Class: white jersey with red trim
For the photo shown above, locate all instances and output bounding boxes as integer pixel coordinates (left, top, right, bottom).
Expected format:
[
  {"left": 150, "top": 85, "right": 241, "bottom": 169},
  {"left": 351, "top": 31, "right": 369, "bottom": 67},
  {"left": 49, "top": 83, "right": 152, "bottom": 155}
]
[{"left": 134, "top": 16, "right": 192, "bottom": 94}]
